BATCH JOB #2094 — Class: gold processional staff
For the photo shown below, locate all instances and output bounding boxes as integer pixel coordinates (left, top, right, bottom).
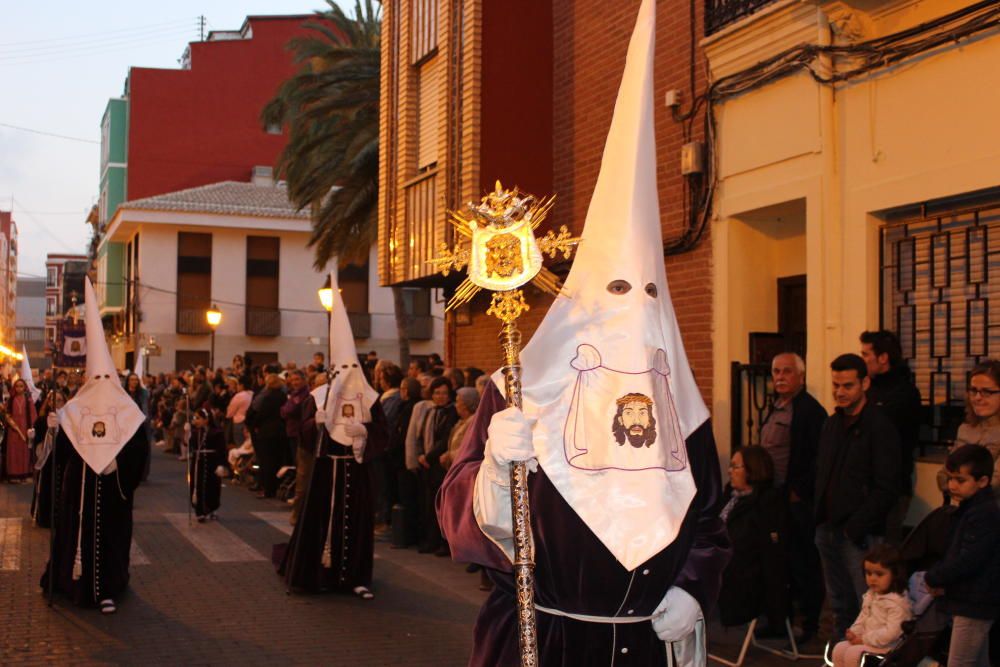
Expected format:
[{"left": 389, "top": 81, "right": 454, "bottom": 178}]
[{"left": 430, "top": 181, "right": 581, "bottom": 667}]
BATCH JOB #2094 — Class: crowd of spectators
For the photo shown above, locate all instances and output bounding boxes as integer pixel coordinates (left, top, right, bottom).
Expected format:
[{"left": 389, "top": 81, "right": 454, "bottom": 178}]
[
  {"left": 716, "top": 330, "right": 1000, "bottom": 666},
  {"left": 7, "top": 329, "right": 1000, "bottom": 661},
  {"left": 8, "top": 350, "right": 496, "bottom": 590}
]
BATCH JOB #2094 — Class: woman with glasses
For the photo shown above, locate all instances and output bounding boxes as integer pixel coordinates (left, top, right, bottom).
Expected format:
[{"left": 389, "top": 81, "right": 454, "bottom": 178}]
[
  {"left": 938, "top": 360, "right": 1000, "bottom": 499},
  {"left": 717, "top": 445, "right": 791, "bottom": 638}
]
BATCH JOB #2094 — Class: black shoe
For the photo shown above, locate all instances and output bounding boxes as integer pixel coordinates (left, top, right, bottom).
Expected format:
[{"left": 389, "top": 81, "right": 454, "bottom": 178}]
[{"left": 465, "top": 563, "right": 482, "bottom": 573}]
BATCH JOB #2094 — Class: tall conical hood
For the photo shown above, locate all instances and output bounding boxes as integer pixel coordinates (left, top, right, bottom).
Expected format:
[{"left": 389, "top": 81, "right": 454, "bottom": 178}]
[
  {"left": 83, "top": 278, "right": 118, "bottom": 379},
  {"left": 20, "top": 345, "right": 40, "bottom": 402},
  {"left": 510, "top": 0, "right": 708, "bottom": 571},
  {"left": 311, "top": 263, "right": 379, "bottom": 443},
  {"left": 59, "top": 278, "right": 145, "bottom": 473}
]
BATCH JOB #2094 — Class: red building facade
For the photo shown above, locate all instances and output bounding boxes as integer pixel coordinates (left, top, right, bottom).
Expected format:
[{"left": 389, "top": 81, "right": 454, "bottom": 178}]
[
  {"left": 379, "top": 0, "right": 713, "bottom": 401},
  {"left": 125, "top": 15, "right": 333, "bottom": 200}
]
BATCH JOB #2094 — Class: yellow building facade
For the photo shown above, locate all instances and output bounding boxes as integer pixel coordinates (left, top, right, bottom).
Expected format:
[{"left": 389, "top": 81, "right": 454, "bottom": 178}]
[{"left": 707, "top": 0, "right": 1000, "bottom": 521}]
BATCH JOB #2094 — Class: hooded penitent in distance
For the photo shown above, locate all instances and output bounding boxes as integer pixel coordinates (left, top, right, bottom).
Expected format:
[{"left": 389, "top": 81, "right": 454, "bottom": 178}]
[
  {"left": 59, "top": 278, "right": 145, "bottom": 475},
  {"left": 311, "top": 265, "right": 379, "bottom": 451}
]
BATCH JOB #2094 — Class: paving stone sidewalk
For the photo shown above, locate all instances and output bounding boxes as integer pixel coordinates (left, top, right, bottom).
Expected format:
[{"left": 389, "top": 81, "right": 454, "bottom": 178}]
[
  {"left": 0, "top": 446, "right": 824, "bottom": 666},
  {"left": 0, "top": 447, "right": 483, "bottom": 666}
]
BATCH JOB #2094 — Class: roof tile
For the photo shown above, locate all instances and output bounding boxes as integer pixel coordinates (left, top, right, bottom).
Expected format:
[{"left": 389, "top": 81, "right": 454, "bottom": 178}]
[{"left": 121, "top": 181, "right": 310, "bottom": 219}]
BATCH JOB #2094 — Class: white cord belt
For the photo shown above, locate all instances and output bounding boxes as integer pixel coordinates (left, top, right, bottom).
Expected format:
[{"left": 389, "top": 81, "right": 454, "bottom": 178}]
[{"left": 535, "top": 603, "right": 655, "bottom": 624}]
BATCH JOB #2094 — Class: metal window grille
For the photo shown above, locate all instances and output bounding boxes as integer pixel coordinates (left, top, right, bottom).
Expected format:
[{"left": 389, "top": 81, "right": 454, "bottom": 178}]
[
  {"left": 730, "top": 362, "right": 774, "bottom": 449},
  {"left": 880, "top": 202, "right": 1000, "bottom": 446},
  {"left": 705, "top": 0, "right": 780, "bottom": 36}
]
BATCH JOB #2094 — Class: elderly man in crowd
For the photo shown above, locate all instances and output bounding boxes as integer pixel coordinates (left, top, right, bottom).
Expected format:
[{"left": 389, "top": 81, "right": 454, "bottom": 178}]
[{"left": 759, "top": 352, "right": 828, "bottom": 644}]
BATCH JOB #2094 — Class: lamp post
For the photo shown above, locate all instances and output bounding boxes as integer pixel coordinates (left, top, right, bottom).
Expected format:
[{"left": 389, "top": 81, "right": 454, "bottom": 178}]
[
  {"left": 318, "top": 278, "right": 333, "bottom": 367},
  {"left": 206, "top": 304, "right": 222, "bottom": 369}
]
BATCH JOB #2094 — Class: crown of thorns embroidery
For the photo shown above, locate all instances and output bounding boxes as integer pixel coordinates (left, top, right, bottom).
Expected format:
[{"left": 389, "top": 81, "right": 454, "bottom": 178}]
[{"left": 616, "top": 393, "right": 654, "bottom": 407}]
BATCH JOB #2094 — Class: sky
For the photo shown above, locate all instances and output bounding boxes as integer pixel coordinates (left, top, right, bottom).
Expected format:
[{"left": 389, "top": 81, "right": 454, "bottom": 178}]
[{"left": 0, "top": 1, "right": 349, "bottom": 280}]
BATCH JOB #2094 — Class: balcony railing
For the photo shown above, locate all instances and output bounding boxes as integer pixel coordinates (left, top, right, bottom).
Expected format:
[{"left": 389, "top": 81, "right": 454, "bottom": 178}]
[
  {"left": 176, "top": 307, "right": 211, "bottom": 335},
  {"left": 246, "top": 307, "right": 281, "bottom": 337},
  {"left": 705, "top": 0, "right": 780, "bottom": 36}
]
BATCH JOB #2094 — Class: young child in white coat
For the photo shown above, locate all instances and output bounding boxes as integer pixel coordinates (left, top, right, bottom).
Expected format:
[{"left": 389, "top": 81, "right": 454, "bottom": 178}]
[{"left": 832, "top": 544, "right": 912, "bottom": 667}]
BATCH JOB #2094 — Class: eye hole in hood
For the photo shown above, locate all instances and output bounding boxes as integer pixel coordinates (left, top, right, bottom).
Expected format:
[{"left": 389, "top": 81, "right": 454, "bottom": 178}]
[{"left": 607, "top": 279, "right": 632, "bottom": 295}]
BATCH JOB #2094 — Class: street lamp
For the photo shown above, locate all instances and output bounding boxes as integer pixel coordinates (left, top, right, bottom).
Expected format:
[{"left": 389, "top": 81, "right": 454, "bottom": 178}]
[
  {"left": 206, "top": 304, "right": 222, "bottom": 369},
  {"left": 318, "top": 277, "right": 334, "bottom": 374},
  {"left": 317, "top": 277, "right": 334, "bottom": 313}
]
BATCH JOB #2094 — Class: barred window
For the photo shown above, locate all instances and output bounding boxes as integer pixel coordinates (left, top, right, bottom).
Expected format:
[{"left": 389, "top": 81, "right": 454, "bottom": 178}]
[{"left": 881, "top": 195, "right": 1000, "bottom": 445}]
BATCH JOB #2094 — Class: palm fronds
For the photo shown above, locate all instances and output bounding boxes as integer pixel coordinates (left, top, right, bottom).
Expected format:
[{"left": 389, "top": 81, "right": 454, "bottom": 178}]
[{"left": 262, "top": 0, "right": 381, "bottom": 269}]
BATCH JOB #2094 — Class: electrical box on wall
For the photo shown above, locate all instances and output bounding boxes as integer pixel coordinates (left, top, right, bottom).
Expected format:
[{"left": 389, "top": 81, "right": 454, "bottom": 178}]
[
  {"left": 664, "top": 89, "right": 681, "bottom": 108},
  {"left": 680, "top": 141, "right": 704, "bottom": 175}
]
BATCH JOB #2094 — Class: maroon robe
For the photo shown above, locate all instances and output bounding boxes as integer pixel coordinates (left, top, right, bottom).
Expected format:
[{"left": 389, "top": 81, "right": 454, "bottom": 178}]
[
  {"left": 4, "top": 393, "right": 36, "bottom": 479},
  {"left": 437, "top": 383, "right": 731, "bottom": 666}
]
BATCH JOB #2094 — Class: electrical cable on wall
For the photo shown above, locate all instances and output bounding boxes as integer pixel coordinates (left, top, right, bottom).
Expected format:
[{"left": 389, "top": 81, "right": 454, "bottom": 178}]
[{"left": 666, "top": 0, "right": 1000, "bottom": 255}]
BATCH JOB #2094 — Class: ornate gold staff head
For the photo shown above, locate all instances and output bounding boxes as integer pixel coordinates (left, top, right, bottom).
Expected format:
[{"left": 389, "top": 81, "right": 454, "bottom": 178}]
[{"left": 429, "top": 181, "right": 581, "bottom": 324}]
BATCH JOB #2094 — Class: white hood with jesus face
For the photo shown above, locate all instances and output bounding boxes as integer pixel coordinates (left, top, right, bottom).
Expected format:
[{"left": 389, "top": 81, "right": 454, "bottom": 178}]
[
  {"left": 59, "top": 278, "right": 145, "bottom": 474},
  {"left": 505, "top": 0, "right": 710, "bottom": 571}
]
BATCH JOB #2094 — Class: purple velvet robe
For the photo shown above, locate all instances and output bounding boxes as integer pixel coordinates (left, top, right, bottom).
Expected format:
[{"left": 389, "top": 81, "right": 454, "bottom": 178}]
[{"left": 437, "top": 383, "right": 731, "bottom": 666}]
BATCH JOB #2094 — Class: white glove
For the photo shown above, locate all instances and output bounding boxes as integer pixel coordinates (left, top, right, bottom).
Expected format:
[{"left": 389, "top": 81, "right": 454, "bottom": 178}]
[
  {"left": 485, "top": 407, "right": 537, "bottom": 472},
  {"left": 47, "top": 413, "right": 59, "bottom": 429},
  {"left": 27, "top": 428, "right": 35, "bottom": 441},
  {"left": 183, "top": 422, "right": 191, "bottom": 434},
  {"left": 215, "top": 465, "right": 227, "bottom": 478},
  {"left": 101, "top": 459, "right": 118, "bottom": 476},
  {"left": 352, "top": 440, "right": 366, "bottom": 464},
  {"left": 343, "top": 422, "right": 367, "bottom": 439},
  {"left": 651, "top": 587, "right": 702, "bottom": 642},
  {"left": 314, "top": 409, "right": 327, "bottom": 424}
]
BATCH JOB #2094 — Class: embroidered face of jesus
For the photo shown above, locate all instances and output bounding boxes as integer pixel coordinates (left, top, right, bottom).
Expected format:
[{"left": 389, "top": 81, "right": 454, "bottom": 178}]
[
  {"left": 612, "top": 393, "right": 656, "bottom": 448},
  {"left": 92, "top": 421, "right": 107, "bottom": 438},
  {"left": 342, "top": 404, "right": 355, "bottom": 419}
]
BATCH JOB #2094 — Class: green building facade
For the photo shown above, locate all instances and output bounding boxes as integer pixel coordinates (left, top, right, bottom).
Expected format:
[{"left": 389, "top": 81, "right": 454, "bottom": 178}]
[{"left": 99, "top": 97, "right": 128, "bottom": 311}]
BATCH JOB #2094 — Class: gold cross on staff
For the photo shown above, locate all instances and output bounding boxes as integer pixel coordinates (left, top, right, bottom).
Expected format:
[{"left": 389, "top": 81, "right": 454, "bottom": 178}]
[
  {"left": 428, "top": 180, "right": 580, "bottom": 667},
  {"left": 429, "top": 180, "right": 580, "bottom": 324}
]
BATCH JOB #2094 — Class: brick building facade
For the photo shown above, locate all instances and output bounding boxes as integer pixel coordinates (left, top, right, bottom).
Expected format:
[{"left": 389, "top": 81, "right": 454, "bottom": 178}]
[{"left": 379, "top": 0, "right": 713, "bottom": 402}]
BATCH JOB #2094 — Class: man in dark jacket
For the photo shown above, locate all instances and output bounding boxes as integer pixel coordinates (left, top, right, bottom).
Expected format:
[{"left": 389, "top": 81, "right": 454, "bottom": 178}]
[
  {"left": 760, "top": 352, "right": 827, "bottom": 642},
  {"left": 814, "top": 353, "right": 900, "bottom": 639},
  {"left": 860, "top": 330, "right": 921, "bottom": 543},
  {"left": 926, "top": 444, "right": 1000, "bottom": 667},
  {"left": 281, "top": 370, "right": 317, "bottom": 523}
]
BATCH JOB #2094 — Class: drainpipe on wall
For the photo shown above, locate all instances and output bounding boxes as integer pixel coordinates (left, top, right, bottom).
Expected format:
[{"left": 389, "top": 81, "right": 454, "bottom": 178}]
[{"left": 817, "top": 8, "right": 842, "bottom": 406}]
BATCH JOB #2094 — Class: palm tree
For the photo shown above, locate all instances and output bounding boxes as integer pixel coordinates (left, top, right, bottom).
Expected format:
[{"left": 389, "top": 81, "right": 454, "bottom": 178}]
[{"left": 263, "top": 0, "right": 413, "bottom": 364}]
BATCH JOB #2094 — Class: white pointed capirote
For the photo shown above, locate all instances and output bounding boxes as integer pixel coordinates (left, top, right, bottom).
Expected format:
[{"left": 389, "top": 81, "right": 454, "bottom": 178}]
[
  {"left": 59, "top": 278, "right": 145, "bottom": 474},
  {"left": 310, "top": 263, "right": 379, "bottom": 446},
  {"left": 505, "top": 0, "right": 709, "bottom": 571},
  {"left": 133, "top": 347, "right": 145, "bottom": 387},
  {"left": 20, "top": 345, "right": 41, "bottom": 402}
]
